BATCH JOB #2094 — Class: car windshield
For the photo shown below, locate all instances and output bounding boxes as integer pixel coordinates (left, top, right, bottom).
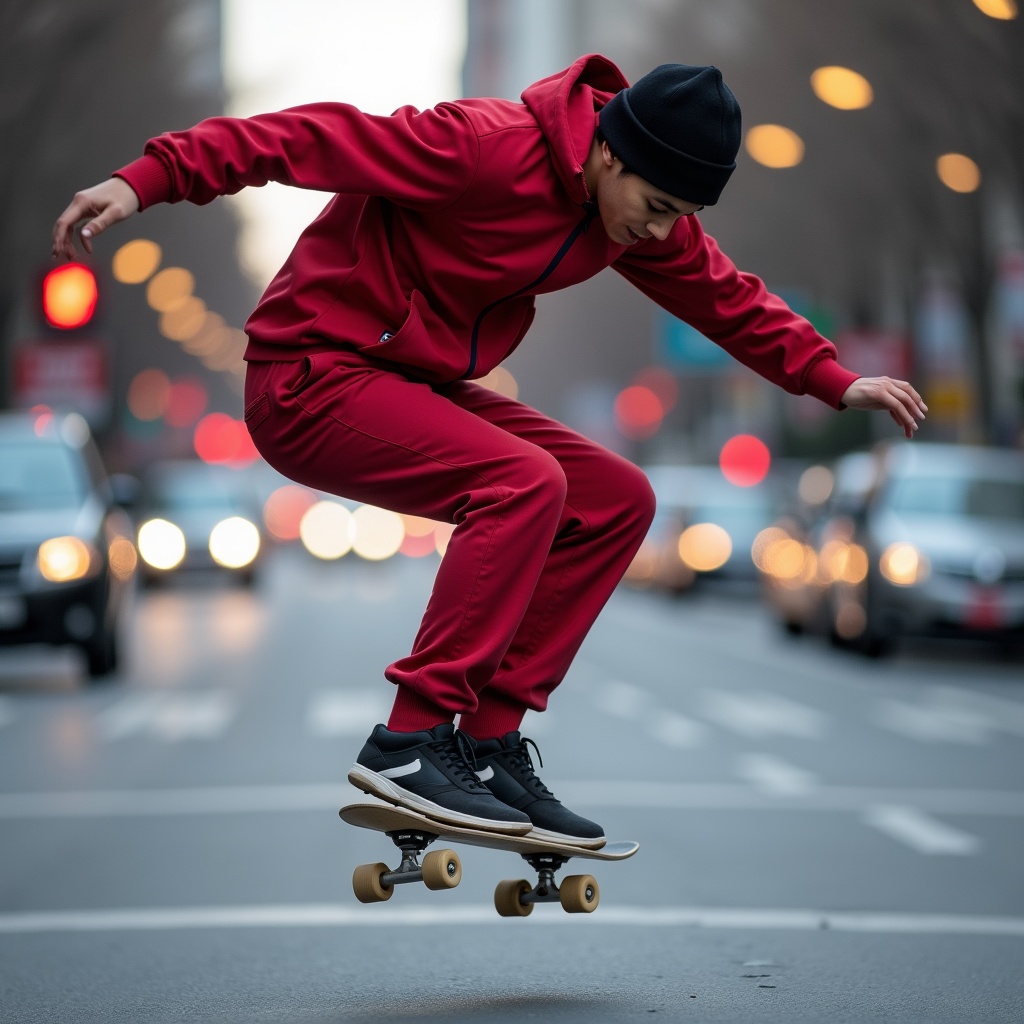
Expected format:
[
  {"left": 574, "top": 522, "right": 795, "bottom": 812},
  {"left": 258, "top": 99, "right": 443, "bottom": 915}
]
[
  {"left": 148, "top": 470, "right": 244, "bottom": 512},
  {"left": 0, "top": 441, "right": 86, "bottom": 510},
  {"left": 886, "top": 473, "right": 1024, "bottom": 521}
]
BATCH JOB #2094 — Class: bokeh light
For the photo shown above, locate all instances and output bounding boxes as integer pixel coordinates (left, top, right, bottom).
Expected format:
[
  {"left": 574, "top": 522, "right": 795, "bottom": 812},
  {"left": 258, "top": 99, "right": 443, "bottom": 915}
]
[
  {"left": 400, "top": 515, "right": 439, "bottom": 557},
  {"left": 264, "top": 485, "right": 319, "bottom": 542},
  {"left": 112, "top": 239, "right": 162, "bottom": 284},
  {"left": 614, "top": 385, "right": 664, "bottom": 440},
  {"left": 194, "top": 413, "right": 259, "bottom": 464},
  {"left": 300, "top": 501, "right": 355, "bottom": 560},
  {"left": 160, "top": 297, "right": 208, "bottom": 341},
  {"left": 632, "top": 366, "right": 678, "bottom": 413},
  {"left": 208, "top": 517, "right": 261, "bottom": 569},
  {"left": 137, "top": 519, "right": 187, "bottom": 571},
  {"left": 677, "top": 523, "right": 732, "bottom": 572},
  {"left": 936, "top": 153, "right": 981, "bottom": 193},
  {"left": 127, "top": 368, "right": 171, "bottom": 421},
  {"left": 719, "top": 435, "right": 771, "bottom": 487},
  {"left": 42, "top": 264, "right": 98, "bottom": 329},
  {"left": 352, "top": 505, "right": 405, "bottom": 560},
  {"left": 973, "top": 0, "right": 1017, "bottom": 18},
  {"left": 810, "top": 66, "right": 873, "bottom": 110},
  {"left": 745, "top": 125, "right": 805, "bottom": 168},
  {"left": 146, "top": 267, "right": 195, "bottom": 312},
  {"left": 165, "top": 378, "right": 208, "bottom": 428},
  {"left": 476, "top": 366, "right": 519, "bottom": 399},
  {"left": 798, "top": 465, "right": 835, "bottom": 505}
]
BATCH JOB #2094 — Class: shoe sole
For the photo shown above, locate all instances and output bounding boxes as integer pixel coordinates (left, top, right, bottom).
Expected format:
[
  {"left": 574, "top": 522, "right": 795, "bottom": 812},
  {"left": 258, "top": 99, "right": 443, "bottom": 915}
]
[
  {"left": 347, "top": 764, "right": 532, "bottom": 835},
  {"left": 526, "top": 825, "right": 607, "bottom": 850}
]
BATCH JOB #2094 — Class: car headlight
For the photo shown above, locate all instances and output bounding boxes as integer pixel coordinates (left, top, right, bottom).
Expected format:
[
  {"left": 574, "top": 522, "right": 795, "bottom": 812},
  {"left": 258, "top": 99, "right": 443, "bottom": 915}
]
[
  {"left": 880, "top": 543, "right": 930, "bottom": 586},
  {"left": 209, "top": 517, "right": 260, "bottom": 569},
  {"left": 138, "top": 518, "right": 187, "bottom": 570},
  {"left": 37, "top": 536, "right": 97, "bottom": 582},
  {"left": 677, "top": 523, "right": 732, "bottom": 572}
]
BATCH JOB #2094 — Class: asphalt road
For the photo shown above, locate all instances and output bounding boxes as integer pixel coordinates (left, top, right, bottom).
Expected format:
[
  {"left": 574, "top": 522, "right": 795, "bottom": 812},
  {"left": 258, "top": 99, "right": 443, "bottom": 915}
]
[{"left": 1, "top": 547, "right": 1022, "bottom": 1023}]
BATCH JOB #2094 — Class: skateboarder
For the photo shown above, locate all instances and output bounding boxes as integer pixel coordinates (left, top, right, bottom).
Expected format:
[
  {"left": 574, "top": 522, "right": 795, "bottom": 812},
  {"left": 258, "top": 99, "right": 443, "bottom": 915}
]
[{"left": 53, "top": 56, "right": 926, "bottom": 846}]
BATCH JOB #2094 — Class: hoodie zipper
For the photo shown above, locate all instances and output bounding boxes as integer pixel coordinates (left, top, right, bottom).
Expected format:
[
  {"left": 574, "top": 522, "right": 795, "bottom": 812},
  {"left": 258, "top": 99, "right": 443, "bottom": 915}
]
[{"left": 462, "top": 201, "right": 599, "bottom": 379}]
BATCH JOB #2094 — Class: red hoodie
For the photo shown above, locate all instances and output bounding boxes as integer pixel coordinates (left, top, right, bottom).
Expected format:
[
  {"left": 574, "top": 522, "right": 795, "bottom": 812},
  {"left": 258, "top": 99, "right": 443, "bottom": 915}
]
[{"left": 114, "top": 54, "right": 858, "bottom": 408}]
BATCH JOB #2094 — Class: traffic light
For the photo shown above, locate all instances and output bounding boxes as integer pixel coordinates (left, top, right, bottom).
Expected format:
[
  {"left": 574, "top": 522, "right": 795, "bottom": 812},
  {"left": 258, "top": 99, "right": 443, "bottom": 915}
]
[{"left": 42, "top": 263, "right": 99, "bottom": 330}]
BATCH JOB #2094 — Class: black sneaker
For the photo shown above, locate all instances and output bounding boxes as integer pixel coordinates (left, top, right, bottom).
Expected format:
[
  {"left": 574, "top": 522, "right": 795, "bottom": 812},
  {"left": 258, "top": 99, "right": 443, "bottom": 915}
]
[
  {"left": 348, "top": 723, "right": 532, "bottom": 835},
  {"left": 467, "top": 732, "right": 606, "bottom": 848}
]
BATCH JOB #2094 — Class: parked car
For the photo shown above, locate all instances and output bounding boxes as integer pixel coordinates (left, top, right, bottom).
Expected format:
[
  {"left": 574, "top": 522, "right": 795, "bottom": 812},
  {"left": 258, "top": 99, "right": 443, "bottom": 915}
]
[
  {"left": 760, "top": 443, "right": 1024, "bottom": 656},
  {"left": 625, "top": 464, "right": 777, "bottom": 593},
  {"left": 0, "top": 410, "right": 136, "bottom": 678},
  {"left": 135, "top": 460, "right": 263, "bottom": 586}
]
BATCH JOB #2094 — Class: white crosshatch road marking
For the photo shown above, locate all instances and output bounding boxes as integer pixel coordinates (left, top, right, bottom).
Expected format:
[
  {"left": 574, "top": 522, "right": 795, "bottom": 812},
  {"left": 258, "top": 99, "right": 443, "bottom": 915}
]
[
  {"left": 701, "top": 690, "right": 828, "bottom": 739},
  {"left": 648, "top": 711, "right": 706, "bottom": 749},
  {"left": 306, "top": 690, "right": 391, "bottom": 737},
  {"left": 1, "top": 903, "right": 1022, "bottom": 936},
  {"left": 875, "top": 697, "right": 994, "bottom": 745},
  {"left": 863, "top": 805, "right": 981, "bottom": 855},
  {"left": 735, "top": 753, "right": 818, "bottom": 796},
  {"left": 96, "top": 692, "right": 236, "bottom": 741}
]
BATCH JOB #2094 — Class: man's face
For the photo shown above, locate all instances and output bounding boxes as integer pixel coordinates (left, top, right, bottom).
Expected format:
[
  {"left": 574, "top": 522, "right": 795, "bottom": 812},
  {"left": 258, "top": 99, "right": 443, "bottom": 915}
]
[{"left": 592, "top": 142, "right": 703, "bottom": 246}]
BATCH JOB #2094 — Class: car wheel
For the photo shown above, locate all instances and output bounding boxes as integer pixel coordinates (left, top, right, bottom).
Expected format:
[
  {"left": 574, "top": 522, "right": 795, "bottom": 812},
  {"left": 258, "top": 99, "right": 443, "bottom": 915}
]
[{"left": 83, "top": 624, "right": 119, "bottom": 680}]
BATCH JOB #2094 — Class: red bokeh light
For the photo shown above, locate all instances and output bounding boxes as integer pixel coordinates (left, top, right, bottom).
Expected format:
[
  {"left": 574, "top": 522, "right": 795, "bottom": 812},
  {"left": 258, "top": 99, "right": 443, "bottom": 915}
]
[
  {"left": 614, "top": 385, "right": 664, "bottom": 440},
  {"left": 632, "top": 367, "right": 679, "bottom": 413},
  {"left": 400, "top": 531, "right": 437, "bottom": 558},
  {"left": 719, "top": 434, "right": 771, "bottom": 487},
  {"left": 165, "top": 378, "right": 208, "bottom": 428},
  {"left": 42, "top": 263, "right": 98, "bottom": 329},
  {"left": 194, "top": 412, "right": 259, "bottom": 464}
]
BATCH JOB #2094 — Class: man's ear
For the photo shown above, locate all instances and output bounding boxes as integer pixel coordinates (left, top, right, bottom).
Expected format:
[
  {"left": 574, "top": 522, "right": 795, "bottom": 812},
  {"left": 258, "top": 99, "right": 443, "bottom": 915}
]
[{"left": 601, "top": 140, "right": 616, "bottom": 169}]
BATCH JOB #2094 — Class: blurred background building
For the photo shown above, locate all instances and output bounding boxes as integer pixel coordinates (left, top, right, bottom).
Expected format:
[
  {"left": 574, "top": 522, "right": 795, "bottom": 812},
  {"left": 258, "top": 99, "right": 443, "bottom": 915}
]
[{"left": 1, "top": 0, "right": 1022, "bottom": 473}]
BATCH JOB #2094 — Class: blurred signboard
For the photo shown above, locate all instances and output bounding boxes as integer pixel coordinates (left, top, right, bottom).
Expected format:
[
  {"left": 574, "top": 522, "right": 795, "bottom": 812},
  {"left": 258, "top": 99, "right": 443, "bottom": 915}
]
[
  {"left": 655, "top": 310, "right": 732, "bottom": 373},
  {"left": 835, "top": 328, "right": 911, "bottom": 381},
  {"left": 13, "top": 340, "right": 110, "bottom": 426}
]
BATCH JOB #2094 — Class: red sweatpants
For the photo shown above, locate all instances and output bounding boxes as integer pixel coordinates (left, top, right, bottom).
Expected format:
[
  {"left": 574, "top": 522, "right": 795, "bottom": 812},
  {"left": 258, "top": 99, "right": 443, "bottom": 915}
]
[{"left": 244, "top": 348, "right": 656, "bottom": 739}]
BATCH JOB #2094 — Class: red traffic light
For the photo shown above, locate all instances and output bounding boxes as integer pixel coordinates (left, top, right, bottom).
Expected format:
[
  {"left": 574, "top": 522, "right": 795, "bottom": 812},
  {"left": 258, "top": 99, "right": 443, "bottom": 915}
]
[
  {"left": 719, "top": 434, "right": 771, "bottom": 487},
  {"left": 42, "top": 263, "right": 98, "bottom": 329}
]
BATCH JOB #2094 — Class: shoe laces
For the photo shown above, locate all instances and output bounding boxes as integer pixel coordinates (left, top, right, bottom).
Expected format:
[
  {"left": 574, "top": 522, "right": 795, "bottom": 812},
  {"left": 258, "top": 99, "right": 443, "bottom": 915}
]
[
  {"left": 503, "top": 736, "right": 554, "bottom": 797},
  {"left": 431, "top": 730, "right": 487, "bottom": 790}
]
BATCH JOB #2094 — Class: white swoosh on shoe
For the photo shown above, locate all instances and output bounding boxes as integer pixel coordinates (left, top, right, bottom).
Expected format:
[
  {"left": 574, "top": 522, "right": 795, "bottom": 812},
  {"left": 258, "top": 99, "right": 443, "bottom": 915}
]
[
  {"left": 379, "top": 759, "right": 421, "bottom": 780},
  {"left": 475, "top": 766, "right": 495, "bottom": 782}
]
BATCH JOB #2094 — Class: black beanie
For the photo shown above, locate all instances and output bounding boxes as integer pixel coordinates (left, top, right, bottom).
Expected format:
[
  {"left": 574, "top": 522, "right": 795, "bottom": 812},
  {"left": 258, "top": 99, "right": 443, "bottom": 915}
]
[{"left": 598, "top": 64, "right": 742, "bottom": 206}]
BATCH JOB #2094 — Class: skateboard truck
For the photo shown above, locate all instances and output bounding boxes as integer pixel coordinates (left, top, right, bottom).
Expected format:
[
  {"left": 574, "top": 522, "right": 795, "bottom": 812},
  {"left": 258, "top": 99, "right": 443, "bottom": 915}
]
[
  {"left": 495, "top": 852, "right": 599, "bottom": 916},
  {"left": 352, "top": 828, "right": 463, "bottom": 902}
]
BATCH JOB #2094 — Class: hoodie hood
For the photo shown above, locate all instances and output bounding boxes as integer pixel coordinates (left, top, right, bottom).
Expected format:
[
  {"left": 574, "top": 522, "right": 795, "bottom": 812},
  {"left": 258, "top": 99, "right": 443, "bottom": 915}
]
[{"left": 521, "top": 54, "right": 628, "bottom": 203}]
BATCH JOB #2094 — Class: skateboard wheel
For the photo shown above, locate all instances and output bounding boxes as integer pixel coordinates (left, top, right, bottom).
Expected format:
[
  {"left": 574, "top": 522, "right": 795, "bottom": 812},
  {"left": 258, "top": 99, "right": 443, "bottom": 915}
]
[
  {"left": 422, "top": 849, "right": 462, "bottom": 890},
  {"left": 494, "top": 879, "right": 533, "bottom": 918},
  {"left": 559, "top": 874, "right": 599, "bottom": 914},
  {"left": 352, "top": 862, "right": 393, "bottom": 903}
]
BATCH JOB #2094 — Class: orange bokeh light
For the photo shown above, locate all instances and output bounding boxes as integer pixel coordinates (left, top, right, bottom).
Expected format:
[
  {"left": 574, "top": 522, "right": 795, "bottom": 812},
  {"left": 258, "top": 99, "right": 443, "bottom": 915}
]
[
  {"left": 719, "top": 434, "right": 771, "bottom": 487},
  {"left": 42, "top": 263, "right": 98, "bottom": 329}
]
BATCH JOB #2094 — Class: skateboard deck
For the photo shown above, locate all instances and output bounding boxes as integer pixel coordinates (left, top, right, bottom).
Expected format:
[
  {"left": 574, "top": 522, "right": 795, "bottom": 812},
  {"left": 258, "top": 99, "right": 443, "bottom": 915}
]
[{"left": 340, "top": 800, "right": 638, "bottom": 916}]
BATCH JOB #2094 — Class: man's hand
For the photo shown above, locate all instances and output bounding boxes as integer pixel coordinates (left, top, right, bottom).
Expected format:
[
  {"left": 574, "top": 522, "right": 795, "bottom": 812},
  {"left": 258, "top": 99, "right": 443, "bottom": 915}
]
[
  {"left": 841, "top": 377, "right": 928, "bottom": 440},
  {"left": 52, "top": 178, "right": 140, "bottom": 261}
]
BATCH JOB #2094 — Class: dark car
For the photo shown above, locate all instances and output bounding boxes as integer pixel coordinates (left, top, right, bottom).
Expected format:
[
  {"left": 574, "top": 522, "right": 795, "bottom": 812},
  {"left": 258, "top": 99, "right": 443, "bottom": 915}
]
[
  {"left": 0, "top": 410, "right": 136, "bottom": 679},
  {"left": 761, "top": 443, "right": 1024, "bottom": 656},
  {"left": 135, "top": 460, "right": 263, "bottom": 586}
]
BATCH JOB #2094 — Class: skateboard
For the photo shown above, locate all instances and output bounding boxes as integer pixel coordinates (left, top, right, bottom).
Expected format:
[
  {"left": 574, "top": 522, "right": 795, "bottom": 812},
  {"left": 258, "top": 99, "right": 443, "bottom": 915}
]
[{"left": 339, "top": 800, "right": 639, "bottom": 917}]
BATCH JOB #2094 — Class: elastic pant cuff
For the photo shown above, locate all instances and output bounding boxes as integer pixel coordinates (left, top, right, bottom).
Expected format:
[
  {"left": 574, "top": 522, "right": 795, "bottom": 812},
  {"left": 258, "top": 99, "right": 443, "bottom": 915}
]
[
  {"left": 387, "top": 686, "right": 454, "bottom": 732},
  {"left": 458, "top": 691, "right": 529, "bottom": 741}
]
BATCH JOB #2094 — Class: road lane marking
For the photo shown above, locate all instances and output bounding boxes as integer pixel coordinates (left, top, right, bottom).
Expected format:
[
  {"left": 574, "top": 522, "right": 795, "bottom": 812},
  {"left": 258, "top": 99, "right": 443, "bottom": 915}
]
[
  {"left": 735, "top": 754, "right": 817, "bottom": 796},
  {"left": 595, "top": 679, "right": 649, "bottom": 719},
  {"left": 1, "top": 903, "right": 1022, "bottom": 936},
  {"left": 701, "top": 691, "right": 828, "bottom": 739},
  {"left": 864, "top": 805, "right": 981, "bottom": 855},
  {"left": 97, "top": 692, "right": 235, "bottom": 741},
  {"left": 875, "top": 697, "right": 993, "bottom": 745},
  {"left": 306, "top": 690, "right": 391, "bottom": 737},
  {"left": 932, "top": 686, "right": 1024, "bottom": 740},
  {"left": 648, "top": 711, "right": 706, "bottom": 749},
  {"left": 2, "top": 781, "right": 1023, "bottom": 819}
]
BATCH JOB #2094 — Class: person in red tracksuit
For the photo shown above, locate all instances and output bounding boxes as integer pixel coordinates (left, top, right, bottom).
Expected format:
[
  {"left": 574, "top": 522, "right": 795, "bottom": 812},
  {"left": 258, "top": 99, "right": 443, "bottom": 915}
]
[{"left": 54, "top": 55, "right": 926, "bottom": 847}]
